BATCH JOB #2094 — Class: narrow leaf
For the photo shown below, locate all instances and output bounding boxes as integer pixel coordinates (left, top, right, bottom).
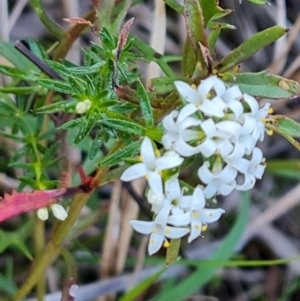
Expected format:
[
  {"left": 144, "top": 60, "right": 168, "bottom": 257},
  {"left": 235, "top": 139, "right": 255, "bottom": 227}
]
[
  {"left": 38, "top": 79, "right": 73, "bottom": 94},
  {"left": 66, "top": 61, "right": 105, "bottom": 75},
  {"left": 230, "top": 72, "right": 300, "bottom": 98},
  {"left": 119, "top": 266, "right": 167, "bottom": 301},
  {"left": 100, "top": 140, "right": 141, "bottom": 167},
  {"left": 100, "top": 118, "right": 146, "bottom": 135},
  {"left": 215, "top": 26, "right": 287, "bottom": 72},
  {"left": 0, "top": 40, "right": 39, "bottom": 71},
  {"left": 266, "top": 115, "right": 300, "bottom": 151},
  {"left": 182, "top": 0, "right": 207, "bottom": 77},
  {"left": 137, "top": 79, "right": 153, "bottom": 127}
]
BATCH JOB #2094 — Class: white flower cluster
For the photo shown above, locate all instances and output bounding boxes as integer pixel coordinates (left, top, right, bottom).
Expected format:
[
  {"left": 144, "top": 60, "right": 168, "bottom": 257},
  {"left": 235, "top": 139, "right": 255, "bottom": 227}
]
[{"left": 121, "top": 76, "right": 270, "bottom": 255}]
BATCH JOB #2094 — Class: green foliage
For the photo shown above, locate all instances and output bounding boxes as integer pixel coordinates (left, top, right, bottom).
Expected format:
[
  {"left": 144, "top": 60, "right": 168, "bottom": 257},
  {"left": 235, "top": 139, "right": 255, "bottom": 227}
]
[{"left": 0, "top": 1, "right": 300, "bottom": 300}]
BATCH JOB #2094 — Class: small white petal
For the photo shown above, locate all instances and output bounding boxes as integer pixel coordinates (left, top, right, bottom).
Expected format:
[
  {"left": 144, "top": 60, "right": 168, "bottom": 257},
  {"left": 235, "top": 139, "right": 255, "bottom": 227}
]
[
  {"left": 141, "top": 137, "right": 156, "bottom": 167},
  {"left": 177, "top": 103, "right": 198, "bottom": 122},
  {"left": 147, "top": 172, "right": 163, "bottom": 196},
  {"left": 191, "top": 186, "right": 206, "bottom": 209},
  {"left": 130, "top": 220, "right": 153, "bottom": 234},
  {"left": 218, "top": 165, "right": 238, "bottom": 183},
  {"left": 188, "top": 219, "right": 202, "bottom": 243},
  {"left": 148, "top": 231, "right": 164, "bottom": 255},
  {"left": 244, "top": 93, "right": 259, "bottom": 114},
  {"left": 200, "top": 208, "right": 225, "bottom": 223},
  {"left": 165, "top": 176, "right": 181, "bottom": 199},
  {"left": 164, "top": 226, "right": 189, "bottom": 239},
  {"left": 120, "top": 163, "right": 147, "bottom": 181},
  {"left": 168, "top": 212, "right": 191, "bottom": 226},
  {"left": 175, "top": 138, "right": 200, "bottom": 157},
  {"left": 200, "top": 98, "right": 225, "bottom": 118},
  {"left": 198, "top": 139, "right": 217, "bottom": 157},
  {"left": 174, "top": 81, "right": 199, "bottom": 104},
  {"left": 198, "top": 162, "right": 214, "bottom": 184},
  {"left": 156, "top": 152, "right": 183, "bottom": 170},
  {"left": 203, "top": 183, "right": 218, "bottom": 199},
  {"left": 222, "top": 85, "right": 242, "bottom": 103}
]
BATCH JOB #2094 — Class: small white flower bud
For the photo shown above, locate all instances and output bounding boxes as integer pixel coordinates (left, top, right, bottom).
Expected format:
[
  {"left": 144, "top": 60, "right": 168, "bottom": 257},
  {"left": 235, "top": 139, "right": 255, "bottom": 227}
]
[
  {"left": 51, "top": 204, "right": 68, "bottom": 220},
  {"left": 37, "top": 207, "right": 49, "bottom": 220},
  {"left": 76, "top": 99, "right": 92, "bottom": 114}
]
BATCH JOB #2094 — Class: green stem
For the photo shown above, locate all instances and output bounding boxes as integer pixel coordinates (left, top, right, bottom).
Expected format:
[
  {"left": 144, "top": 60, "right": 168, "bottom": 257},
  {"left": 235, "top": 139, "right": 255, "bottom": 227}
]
[
  {"left": 33, "top": 217, "right": 45, "bottom": 301},
  {"left": 28, "top": 0, "right": 63, "bottom": 38}
]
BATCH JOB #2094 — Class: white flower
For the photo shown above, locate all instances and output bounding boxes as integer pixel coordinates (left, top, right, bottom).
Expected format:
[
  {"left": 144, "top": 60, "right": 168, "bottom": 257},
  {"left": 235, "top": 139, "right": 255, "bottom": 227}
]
[
  {"left": 198, "top": 158, "right": 237, "bottom": 198},
  {"left": 243, "top": 94, "right": 270, "bottom": 141},
  {"left": 147, "top": 188, "right": 165, "bottom": 214},
  {"left": 76, "top": 99, "right": 92, "bottom": 114},
  {"left": 121, "top": 137, "right": 184, "bottom": 194},
  {"left": 197, "top": 118, "right": 240, "bottom": 158},
  {"left": 223, "top": 144, "right": 250, "bottom": 174},
  {"left": 161, "top": 110, "right": 201, "bottom": 157},
  {"left": 236, "top": 147, "right": 266, "bottom": 191},
  {"left": 37, "top": 204, "right": 68, "bottom": 221},
  {"left": 221, "top": 85, "right": 244, "bottom": 119},
  {"left": 163, "top": 176, "right": 193, "bottom": 215},
  {"left": 130, "top": 205, "right": 189, "bottom": 255},
  {"left": 168, "top": 186, "right": 225, "bottom": 242},
  {"left": 174, "top": 76, "right": 227, "bottom": 122}
]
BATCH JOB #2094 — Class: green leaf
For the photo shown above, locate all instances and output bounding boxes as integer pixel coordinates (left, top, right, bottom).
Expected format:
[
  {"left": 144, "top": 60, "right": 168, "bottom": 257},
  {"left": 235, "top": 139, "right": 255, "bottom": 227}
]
[
  {"left": 36, "top": 99, "right": 77, "bottom": 114},
  {"left": 0, "top": 66, "right": 38, "bottom": 81},
  {"left": 60, "top": 118, "right": 84, "bottom": 130},
  {"left": 0, "top": 40, "right": 39, "bottom": 72},
  {"left": 182, "top": 0, "right": 207, "bottom": 77},
  {"left": 0, "top": 85, "right": 44, "bottom": 95},
  {"left": 89, "top": 138, "right": 102, "bottom": 160},
  {"left": 131, "top": 36, "right": 175, "bottom": 77},
  {"left": 26, "top": 38, "right": 49, "bottom": 60},
  {"left": 245, "top": 0, "right": 269, "bottom": 4},
  {"left": 137, "top": 79, "right": 153, "bottom": 127},
  {"left": 44, "top": 60, "right": 68, "bottom": 76},
  {"left": 155, "top": 192, "right": 250, "bottom": 301},
  {"left": 0, "top": 220, "right": 33, "bottom": 259},
  {"left": 199, "top": 0, "right": 231, "bottom": 27},
  {"left": 66, "top": 61, "right": 106, "bottom": 75},
  {"left": 163, "top": 0, "right": 183, "bottom": 13},
  {"left": 230, "top": 72, "right": 300, "bottom": 98},
  {"left": 68, "top": 75, "right": 86, "bottom": 94},
  {"left": 267, "top": 115, "right": 300, "bottom": 151},
  {"left": 276, "top": 116, "right": 300, "bottom": 138},
  {"left": 215, "top": 26, "right": 287, "bottom": 72},
  {"left": 208, "top": 23, "right": 222, "bottom": 55},
  {"left": 38, "top": 79, "right": 73, "bottom": 94},
  {"left": 119, "top": 266, "right": 167, "bottom": 301},
  {"left": 99, "top": 118, "right": 146, "bottom": 136},
  {"left": 100, "top": 140, "right": 141, "bottom": 167},
  {"left": 0, "top": 273, "right": 17, "bottom": 296},
  {"left": 266, "top": 159, "right": 300, "bottom": 180},
  {"left": 150, "top": 77, "right": 183, "bottom": 94}
]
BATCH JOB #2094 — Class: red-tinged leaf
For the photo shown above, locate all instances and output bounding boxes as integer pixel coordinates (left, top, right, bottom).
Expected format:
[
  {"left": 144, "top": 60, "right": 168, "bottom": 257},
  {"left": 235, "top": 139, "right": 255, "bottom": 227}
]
[{"left": 0, "top": 189, "right": 66, "bottom": 222}]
